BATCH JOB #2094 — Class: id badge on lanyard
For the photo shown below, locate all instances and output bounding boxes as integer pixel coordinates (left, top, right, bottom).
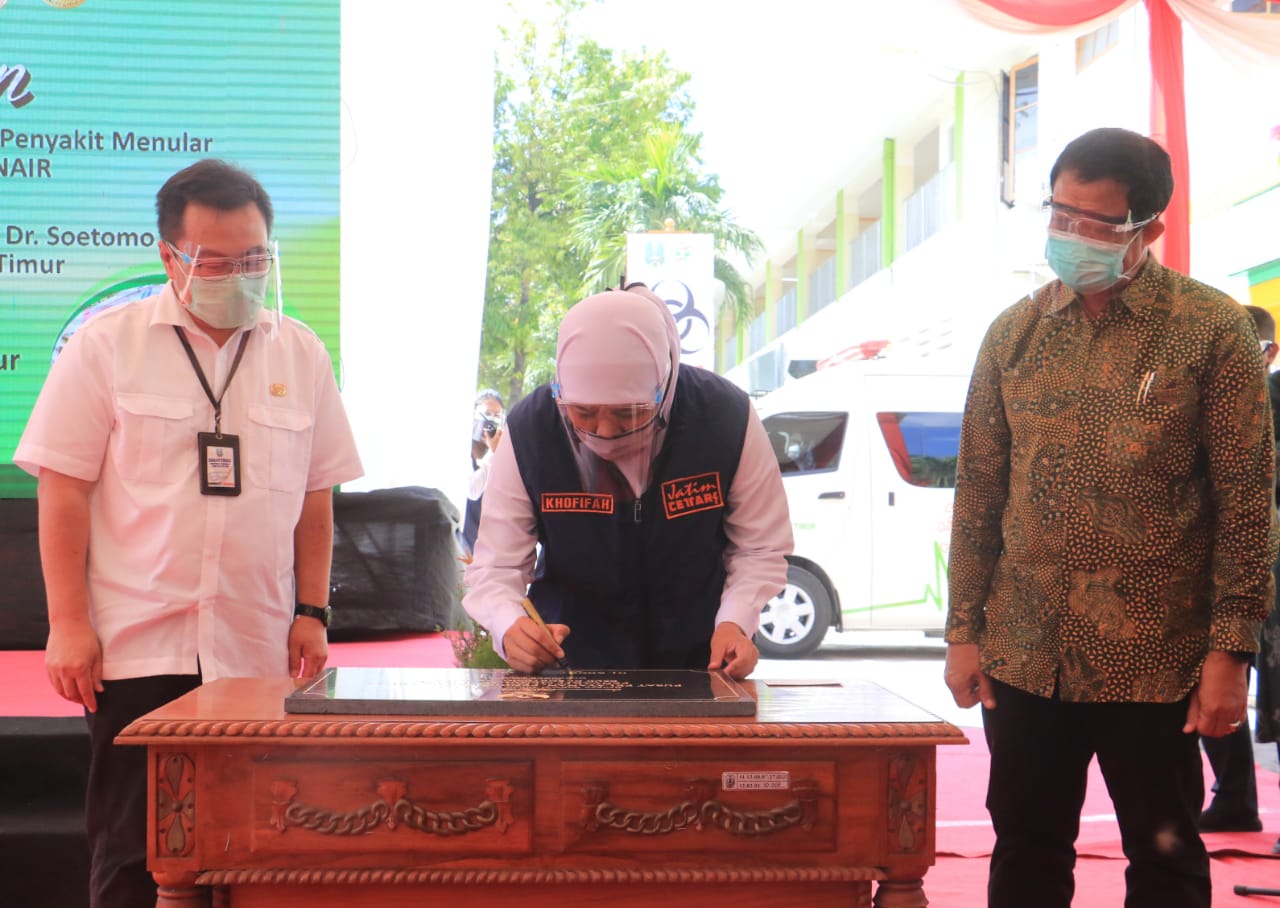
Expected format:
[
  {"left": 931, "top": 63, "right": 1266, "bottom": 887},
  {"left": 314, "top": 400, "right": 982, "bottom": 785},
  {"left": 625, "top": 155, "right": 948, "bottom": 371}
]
[
  {"left": 176, "top": 326, "right": 250, "bottom": 497},
  {"left": 198, "top": 431, "right": 241, "bottom": 495}
]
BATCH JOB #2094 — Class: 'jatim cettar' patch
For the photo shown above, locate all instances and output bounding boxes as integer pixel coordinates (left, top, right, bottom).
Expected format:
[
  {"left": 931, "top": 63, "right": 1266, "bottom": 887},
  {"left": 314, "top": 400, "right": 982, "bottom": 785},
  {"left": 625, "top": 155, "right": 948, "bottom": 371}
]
[
  {"left": 662, "top": 472, "right": 725, "bottom": 519},
  {"left": 541, "top": 492, "right": 614, "bottom": 514}
]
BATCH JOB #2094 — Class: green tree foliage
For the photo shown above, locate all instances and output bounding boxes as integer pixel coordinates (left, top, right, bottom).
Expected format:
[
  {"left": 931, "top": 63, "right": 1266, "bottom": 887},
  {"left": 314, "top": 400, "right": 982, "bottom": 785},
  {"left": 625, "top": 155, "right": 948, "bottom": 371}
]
[
  {"left": 481, "top": 0, "right": 762, "bottom": 403},
  {"left": 568, "top": 124, "right": 762, "bottom": 326},
  {"left": 481, "top": 0, "right": 693, "bottom": 404}
]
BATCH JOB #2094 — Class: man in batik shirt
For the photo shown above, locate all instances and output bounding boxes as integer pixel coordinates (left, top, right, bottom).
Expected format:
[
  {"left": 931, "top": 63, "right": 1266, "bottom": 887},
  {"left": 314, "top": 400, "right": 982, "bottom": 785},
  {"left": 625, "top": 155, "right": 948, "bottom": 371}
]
[{"left": 944, "top": 127, "right": 1277, "bottom": 908}]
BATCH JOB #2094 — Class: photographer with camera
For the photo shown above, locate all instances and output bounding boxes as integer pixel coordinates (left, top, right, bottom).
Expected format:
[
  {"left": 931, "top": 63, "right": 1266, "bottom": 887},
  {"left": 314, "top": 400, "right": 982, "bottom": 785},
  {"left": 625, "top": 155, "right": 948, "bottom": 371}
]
[{"left": 461, "top": 389, "right": 505, "bottom": 555}]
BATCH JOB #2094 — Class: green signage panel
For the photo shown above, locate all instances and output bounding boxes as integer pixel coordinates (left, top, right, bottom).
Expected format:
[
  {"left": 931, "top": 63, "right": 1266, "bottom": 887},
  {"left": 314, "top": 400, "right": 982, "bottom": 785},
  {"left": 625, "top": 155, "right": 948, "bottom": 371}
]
[{"left": 0, "top": 0, "right": 340, "bottom": 496}]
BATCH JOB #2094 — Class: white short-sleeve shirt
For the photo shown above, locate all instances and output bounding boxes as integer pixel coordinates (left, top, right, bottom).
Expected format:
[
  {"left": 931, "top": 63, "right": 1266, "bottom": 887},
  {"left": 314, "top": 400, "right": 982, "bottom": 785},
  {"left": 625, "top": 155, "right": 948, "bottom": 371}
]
[{"left": 14, "top": 285, "right": 364, "bottom": 681}]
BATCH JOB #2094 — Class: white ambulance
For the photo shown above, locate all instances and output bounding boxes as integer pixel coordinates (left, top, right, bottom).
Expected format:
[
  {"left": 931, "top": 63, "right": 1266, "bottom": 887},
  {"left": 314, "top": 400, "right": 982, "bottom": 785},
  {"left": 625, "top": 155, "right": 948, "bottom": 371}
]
[{"left": 752, "top": 357, "right": 973, "bottom": 657}]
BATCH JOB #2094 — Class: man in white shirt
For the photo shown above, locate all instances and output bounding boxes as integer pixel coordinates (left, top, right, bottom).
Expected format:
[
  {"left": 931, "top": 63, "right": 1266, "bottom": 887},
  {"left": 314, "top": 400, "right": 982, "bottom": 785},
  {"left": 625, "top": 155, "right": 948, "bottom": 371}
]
[{"left": 14, "top": 159, "right": 363, "bottom": 908}]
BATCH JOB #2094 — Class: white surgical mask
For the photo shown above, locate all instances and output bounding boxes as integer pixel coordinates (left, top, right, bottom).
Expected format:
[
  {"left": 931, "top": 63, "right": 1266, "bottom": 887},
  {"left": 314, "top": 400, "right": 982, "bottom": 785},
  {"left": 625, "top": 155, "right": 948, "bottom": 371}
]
[
  {"left": 184, "top": 273, "right": 268, "bottom": 329},
  {"left": 169, "top": 240, "right": 272, "bottom": 331}
]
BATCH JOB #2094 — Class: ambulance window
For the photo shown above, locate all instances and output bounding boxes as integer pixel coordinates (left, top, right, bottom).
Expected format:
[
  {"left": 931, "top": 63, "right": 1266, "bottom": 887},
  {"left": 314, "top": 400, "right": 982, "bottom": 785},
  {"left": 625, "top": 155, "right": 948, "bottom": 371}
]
[
  {"left": 876, "top": 411, "right": 961, "bottom": 488},
  {"left": 761, "top": 411, "right": 848, "bottom": 476}
]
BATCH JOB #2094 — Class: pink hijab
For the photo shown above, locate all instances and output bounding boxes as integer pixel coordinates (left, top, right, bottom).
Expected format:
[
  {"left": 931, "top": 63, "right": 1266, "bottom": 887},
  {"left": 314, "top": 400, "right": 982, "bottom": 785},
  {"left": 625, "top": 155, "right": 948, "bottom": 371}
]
[{"left": 555, "top": 285, "right": 681, "bottom": 494}]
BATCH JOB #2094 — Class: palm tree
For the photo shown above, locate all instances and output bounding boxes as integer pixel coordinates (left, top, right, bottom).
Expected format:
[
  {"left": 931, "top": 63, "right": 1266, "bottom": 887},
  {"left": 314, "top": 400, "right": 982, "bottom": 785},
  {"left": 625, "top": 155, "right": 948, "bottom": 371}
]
[{"left": 568, "top": 125, "right": 762, "bottom": 326}]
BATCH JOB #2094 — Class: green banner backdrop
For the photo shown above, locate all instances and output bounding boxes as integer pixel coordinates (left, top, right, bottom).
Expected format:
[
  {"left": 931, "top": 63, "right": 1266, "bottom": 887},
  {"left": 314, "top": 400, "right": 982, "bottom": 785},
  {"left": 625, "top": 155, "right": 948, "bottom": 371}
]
[{"left": 0, "top": 0, "right": 340, "bottom": 496}]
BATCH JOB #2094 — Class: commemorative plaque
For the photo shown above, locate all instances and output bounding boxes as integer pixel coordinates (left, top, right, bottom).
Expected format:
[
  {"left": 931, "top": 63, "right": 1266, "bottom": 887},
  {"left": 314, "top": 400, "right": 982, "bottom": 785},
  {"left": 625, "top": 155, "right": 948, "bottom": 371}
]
[{"left": 285, "top": 666, "right": 757, "bottom": 717}]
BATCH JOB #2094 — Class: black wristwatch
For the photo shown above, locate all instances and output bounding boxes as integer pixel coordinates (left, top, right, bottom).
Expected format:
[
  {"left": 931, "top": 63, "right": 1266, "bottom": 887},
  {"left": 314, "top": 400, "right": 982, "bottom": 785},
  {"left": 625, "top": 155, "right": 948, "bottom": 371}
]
[{"left": 294, "top": 603, "right": 333, "bottom": 628}]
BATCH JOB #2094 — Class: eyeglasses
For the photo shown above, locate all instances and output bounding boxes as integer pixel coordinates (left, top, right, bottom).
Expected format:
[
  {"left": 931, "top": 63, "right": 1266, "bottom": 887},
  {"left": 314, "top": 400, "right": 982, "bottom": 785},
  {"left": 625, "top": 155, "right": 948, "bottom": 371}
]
[
  {"left": 1042, "top": 198, "right": 1157, "bottom": 246},
  {"left": 167, "top": 241, "right": 274, "bottom": 281}
]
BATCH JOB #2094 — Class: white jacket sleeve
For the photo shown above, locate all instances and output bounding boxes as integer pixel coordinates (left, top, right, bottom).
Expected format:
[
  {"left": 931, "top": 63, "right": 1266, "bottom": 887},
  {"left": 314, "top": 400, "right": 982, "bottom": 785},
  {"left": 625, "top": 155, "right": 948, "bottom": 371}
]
[{"left": 461, "top": 427, "right": 538, "bottom": 660}]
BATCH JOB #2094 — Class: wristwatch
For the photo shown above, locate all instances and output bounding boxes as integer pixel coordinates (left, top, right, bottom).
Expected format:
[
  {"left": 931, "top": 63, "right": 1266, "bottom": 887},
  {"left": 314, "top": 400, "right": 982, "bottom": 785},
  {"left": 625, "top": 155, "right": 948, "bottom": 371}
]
[{"left": 294, "top": 603, "right": 333, "bottom": 628}]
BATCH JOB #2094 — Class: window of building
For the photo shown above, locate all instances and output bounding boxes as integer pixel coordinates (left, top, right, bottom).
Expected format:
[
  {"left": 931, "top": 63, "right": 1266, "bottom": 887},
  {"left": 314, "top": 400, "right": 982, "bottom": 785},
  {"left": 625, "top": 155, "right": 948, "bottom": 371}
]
[
  {"left": 1000, "top": 57, "right": 1039, "bottom": 208},
  {"left": 875, "top": 411, "right": 961, "bottom": 488},
  {"left": 762, "top": 412, "right": 848, "bottom": 476},
  {"left": 1076, "top": 20, "right": 1120, "bottom": 71},
  {"left": 1230, "top": 1, "right": 1278, "bottom": 13}
]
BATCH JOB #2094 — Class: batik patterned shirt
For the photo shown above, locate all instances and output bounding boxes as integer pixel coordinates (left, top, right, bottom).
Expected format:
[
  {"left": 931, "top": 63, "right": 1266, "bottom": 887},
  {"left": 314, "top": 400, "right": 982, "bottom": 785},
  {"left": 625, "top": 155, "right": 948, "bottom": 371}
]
[{"left": 946, "top": 256, "right": 1277, "bottom": 703}]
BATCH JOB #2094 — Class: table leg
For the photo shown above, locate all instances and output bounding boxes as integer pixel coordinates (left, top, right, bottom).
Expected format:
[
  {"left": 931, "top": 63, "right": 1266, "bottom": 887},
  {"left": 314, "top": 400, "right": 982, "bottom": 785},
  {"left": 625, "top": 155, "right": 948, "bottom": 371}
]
[
  {"left": 154, "top": 870, "right": 210, "bottom": 908},
  {"left": 872, "top": 878, "right": 927, "bottom": 908}
]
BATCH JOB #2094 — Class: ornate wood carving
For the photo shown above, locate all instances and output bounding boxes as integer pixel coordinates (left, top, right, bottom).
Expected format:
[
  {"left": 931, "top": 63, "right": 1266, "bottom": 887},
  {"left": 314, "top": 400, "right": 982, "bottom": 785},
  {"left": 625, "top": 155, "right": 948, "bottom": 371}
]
[
  {"left": 156, "top": 753, "right": 196, "bottom": 857},
  {"left": 196, "top": 865, "right": 883, "bottom": 886},
  {"left": 128, "top": 717, "right": 966, "bottom": 741},
  {"left": 268, "top": 777, "right": 513, "bottom": 837},
  {"left": 886, "top": 753, "right": 927, "bottom": 853},
  {"left": 580, "top": 778, "right": 818, "bottom": 836}
]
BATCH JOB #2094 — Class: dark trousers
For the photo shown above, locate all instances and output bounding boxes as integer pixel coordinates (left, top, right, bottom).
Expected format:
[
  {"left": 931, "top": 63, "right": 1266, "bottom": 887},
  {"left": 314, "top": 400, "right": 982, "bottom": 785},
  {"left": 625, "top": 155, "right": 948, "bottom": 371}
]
[
  {"left": 1200, "top": 665, "right": 1258, "bottom": 816},
  {"left": 85, "top": 675, "right": 201, "bottom": 908},
  {"left": 983, "top": 678, "right": 1209, "bottom": 908}
]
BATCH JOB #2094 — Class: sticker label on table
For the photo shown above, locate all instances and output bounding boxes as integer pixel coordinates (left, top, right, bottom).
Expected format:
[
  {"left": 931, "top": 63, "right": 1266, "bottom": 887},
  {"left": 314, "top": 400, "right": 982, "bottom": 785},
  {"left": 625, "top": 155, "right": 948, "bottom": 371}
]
[{"left": 721, "top": 771, "right": 790, "bottom": 790}]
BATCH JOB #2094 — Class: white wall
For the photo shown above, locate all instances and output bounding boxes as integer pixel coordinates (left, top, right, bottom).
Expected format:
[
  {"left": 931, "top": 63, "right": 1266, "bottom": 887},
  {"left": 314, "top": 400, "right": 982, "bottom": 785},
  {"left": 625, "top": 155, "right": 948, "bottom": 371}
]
[{"left": 339, "top": 2, "right": 497, "bottom": 513}]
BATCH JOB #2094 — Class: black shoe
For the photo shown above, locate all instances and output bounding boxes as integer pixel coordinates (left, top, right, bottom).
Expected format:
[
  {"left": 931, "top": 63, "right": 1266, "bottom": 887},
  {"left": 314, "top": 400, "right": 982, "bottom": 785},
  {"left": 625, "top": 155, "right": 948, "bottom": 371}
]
[
  {"left": 1272, "top": 836, "right": 1280, "bottom": 856},
  {"left": 1198, "top": 804, "right": 1263, "bottom": 833}
]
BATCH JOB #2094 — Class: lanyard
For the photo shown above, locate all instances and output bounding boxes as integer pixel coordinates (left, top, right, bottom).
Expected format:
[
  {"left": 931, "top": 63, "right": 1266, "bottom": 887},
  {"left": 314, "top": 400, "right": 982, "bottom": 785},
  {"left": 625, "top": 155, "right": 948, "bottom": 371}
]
[{"left": 174, "top": 326, "right": 251, "bottom": 436}]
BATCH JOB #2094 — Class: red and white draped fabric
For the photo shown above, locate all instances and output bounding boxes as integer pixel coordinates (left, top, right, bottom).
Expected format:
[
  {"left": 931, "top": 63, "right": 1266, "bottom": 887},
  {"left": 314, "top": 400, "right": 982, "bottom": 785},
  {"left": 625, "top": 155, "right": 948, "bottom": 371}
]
[
  {"left": 953, "top": 0, "right": 1139, "bottom": 32},
  {"left": 952, "top": 0, "right": 1280, "bottom": 274}
]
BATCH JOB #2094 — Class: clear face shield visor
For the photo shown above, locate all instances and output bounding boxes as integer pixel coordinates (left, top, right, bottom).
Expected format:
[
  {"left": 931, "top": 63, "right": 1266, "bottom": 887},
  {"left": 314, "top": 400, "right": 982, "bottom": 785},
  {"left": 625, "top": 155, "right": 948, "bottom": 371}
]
[
  {"left": 166, "top": 239, "right": 285, "bottom": 335},
  {"left": 1040, "top": 198, "right": 1155, "bottom": 248},
  {"left": 551, "top": 385, "right": 665, "bottom": 499}
]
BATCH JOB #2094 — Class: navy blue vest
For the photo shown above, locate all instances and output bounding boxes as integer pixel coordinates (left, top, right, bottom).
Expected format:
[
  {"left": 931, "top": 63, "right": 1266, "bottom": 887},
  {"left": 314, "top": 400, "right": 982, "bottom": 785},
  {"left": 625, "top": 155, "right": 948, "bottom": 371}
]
[
  {"left": 507, "top": 367, "right": 750, "bottom": 670},
  {"left": 461, "top": 490, "right": 483, "bottom": 555}
]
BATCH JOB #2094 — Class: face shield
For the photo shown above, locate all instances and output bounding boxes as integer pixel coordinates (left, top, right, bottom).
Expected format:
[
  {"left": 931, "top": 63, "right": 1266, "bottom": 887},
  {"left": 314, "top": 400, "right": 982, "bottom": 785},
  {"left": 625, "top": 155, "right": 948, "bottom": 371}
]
[
  {"left": 553, "top": 285, "right": 682, "bottom": 499},
  {"left": 552, "top": 380, "right": 668, "bottom": 499},
  {"left": 167, "top": 239, "right": 284, "bottom": 337}
]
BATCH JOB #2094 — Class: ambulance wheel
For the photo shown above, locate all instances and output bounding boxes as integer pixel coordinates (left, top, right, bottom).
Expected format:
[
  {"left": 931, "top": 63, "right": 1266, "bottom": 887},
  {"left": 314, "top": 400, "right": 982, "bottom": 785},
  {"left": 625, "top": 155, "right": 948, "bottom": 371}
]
[{"left": 755, "top": 564, "right": 831, "bottom": 659}]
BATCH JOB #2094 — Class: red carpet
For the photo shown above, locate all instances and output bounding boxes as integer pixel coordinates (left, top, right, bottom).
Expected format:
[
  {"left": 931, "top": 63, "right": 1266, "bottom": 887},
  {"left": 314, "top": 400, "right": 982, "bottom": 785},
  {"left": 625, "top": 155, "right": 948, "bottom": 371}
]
[
  {"left": 937, "top": 732, "right": 1280, "bottom": 861},
  {"left": 933, "top": 730, "right": 1280, "bottom": 903},
  {"left": 3, "top": 639, "right": 1278, "bottom": 903},
  {"left": 929, "top": 852, "right": 1280, "bottom": 905},
  {"left": 0, "top": 632, "right": 460, "bottom": 717}
]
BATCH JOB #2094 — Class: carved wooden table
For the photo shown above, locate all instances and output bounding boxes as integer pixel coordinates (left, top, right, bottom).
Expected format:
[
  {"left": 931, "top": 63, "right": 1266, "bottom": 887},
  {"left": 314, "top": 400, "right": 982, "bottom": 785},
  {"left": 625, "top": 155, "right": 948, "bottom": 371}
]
[{"left": 119, "top": 674, "right": 966, "bottom": 908}]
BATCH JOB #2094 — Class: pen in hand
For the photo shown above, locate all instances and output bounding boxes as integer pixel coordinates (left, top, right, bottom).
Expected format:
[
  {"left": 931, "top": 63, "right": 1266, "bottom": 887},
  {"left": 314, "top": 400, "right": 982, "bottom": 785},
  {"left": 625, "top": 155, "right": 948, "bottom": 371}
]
[{"left": 520, "top": 597, "right": 571, "bottom": 673}]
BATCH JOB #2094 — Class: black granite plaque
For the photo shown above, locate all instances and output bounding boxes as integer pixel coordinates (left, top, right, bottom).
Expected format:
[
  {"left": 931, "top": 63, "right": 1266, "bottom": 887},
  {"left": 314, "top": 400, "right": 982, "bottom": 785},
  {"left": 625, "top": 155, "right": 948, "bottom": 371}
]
[{"left": 284, "top": 667, "right": 757, "bottom": 717}]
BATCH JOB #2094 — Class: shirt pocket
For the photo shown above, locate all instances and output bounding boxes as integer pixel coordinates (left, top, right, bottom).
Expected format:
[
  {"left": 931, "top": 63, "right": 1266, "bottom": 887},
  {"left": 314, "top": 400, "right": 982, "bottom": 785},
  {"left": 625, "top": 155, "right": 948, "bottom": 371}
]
[
  {"left": 114, "top": 393, "right": 195, "bottom": 484},
  {"left": 1141, "top": 369, "right": 1199, "bottom": 418},
  {"left": 245, "top": 405, "right": 313, "bottom": 493},
  {"left": 1116, "top": 367, "right": 1199, "bottom": 475}
]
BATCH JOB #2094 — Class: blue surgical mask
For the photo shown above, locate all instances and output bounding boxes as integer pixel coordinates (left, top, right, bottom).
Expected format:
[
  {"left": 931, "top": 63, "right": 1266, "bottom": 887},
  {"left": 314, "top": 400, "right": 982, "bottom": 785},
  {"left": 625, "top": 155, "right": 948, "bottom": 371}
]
[{"left": 1045, "top": 228, "right": 1137, "bottom": 295}]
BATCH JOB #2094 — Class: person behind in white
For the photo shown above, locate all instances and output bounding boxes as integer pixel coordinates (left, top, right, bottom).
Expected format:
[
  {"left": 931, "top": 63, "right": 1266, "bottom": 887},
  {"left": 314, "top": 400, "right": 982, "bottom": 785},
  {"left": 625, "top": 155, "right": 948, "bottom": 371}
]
[
  {"left": 463, "top": 284, "right": 792, "bottom": 679},
  {"left": 14, "top": 158, "right": 363, "bottom": 908},
  {"left": 461, "top": 388, "right": 505, "bottom": 555}
]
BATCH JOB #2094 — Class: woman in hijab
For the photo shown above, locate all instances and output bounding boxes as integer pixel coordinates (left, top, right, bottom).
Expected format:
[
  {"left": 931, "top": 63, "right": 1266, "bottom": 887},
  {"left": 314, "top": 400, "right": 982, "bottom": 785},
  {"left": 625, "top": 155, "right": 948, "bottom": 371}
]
[{"left": 462, "top": 284, "right": 792, "bottom": 679}]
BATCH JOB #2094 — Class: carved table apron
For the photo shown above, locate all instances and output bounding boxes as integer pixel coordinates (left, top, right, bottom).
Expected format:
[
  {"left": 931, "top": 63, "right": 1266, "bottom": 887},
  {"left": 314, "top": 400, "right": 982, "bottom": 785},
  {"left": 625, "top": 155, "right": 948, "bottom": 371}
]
[{"left": 119, "top": 676, "right": 967, "bottom": 908}]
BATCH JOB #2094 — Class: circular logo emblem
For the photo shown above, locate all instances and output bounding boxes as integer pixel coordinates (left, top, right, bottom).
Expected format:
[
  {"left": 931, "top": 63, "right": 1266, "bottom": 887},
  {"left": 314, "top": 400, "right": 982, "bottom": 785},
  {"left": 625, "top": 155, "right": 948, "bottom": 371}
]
[
  {"left": 652, "top": 279, "right": 710, "bottom": 356},
  {"left": 43, "top": 0, "right": 87, "bottom": 7}
]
